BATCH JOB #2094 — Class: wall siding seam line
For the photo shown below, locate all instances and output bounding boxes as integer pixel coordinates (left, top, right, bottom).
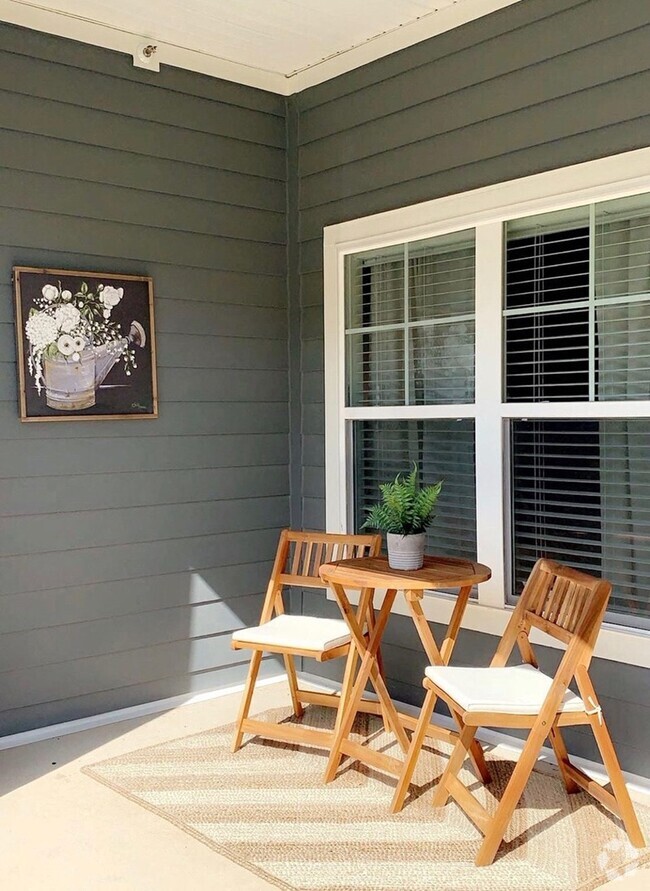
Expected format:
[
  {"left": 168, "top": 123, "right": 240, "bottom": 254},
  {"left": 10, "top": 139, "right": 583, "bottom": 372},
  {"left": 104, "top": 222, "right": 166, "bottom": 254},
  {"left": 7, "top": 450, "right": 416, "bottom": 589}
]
[
  {"left": 0, "top": 84, "right": 288, "bottom": 153},
  {"left": 0, "top": 591, "right": 268, "bottom": 638},
  {"left": 0, "top": 151, "right": 287, "bottom": 212},
  {"left": 298, "top": 73, "right": 650, "bottom": 189},
  {"left": 295, "top": 111, "right": 650, "bottom": 218},
  {"left": 0, "top": 627, "right": 260, "bottom": 674},
  {"left": 0, "top": 180, "right": 286, "bottom": 220},
  {"left": 0, "top": 492, "right": 290, "bottom": 520},
  {"left": 0, "top": 254, "right": 286, "bottom": 279},
  {"left": 0, "top": 85, "right": 286, "bottom": 150},
  {"left": 0, "top": 122, "right": 287, "bottom": 184},
  {"left": 0, "top": 205, "right": 288, "bottom": 247},
  {"left": 0, "top": 204, "right": 289, "bottom": 248},
  {"left": 0, "top": 522, "right": 290, "bottom": 559},
  {"left": 0, "top": 491, "right": 290, "bottom": 513},
  {"left": 0, "top": 560, "right": 276, "bottom": 602},
  {"left": 0, "top": 659, "right": 283, "bottom": 734},
  {"left": 0, "top": 39, "right": 286, "bottom": 118},
  {"left": 0, "top": 459, "right": 289, "bottom": 482},
  {"left": 297, "top": 32, "right": 650, "bottom": 157},
  {"left": 295, "top": 0, "right": 596, "bottom": 115},
  {"left": 0, "top": 655, "right": 268, "bottom": 712}
]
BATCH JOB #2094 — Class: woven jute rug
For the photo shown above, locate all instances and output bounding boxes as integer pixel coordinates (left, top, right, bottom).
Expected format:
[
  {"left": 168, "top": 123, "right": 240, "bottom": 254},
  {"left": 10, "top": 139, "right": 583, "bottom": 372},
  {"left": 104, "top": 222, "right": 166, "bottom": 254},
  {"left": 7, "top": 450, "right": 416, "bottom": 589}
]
[{"left": 84, "top": 705, "right": 650, "bottom": 891}]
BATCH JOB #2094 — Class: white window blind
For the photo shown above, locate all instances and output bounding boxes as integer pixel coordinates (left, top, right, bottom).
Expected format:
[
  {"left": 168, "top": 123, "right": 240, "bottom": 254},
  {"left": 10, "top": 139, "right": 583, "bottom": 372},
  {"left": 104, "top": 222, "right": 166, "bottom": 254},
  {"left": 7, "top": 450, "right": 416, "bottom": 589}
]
[
  {"left": 353, "top": 419, "right": 477, "bottom": 559},
  {"left": 505, "top": 195, "right": 650, "bottom": 403},
  {"left": 511, "top": 419, "right": 650, "bottom": 627},
  {"left": 506, "top": 192, "right": 650, "bottom": 627}
]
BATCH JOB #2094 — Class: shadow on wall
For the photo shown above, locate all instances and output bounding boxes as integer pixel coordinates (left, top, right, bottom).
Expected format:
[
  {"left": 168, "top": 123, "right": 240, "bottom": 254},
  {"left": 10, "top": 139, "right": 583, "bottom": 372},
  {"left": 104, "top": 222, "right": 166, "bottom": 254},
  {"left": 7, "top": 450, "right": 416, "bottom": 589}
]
[{"left": 0, "top": 569, "right": 283, "bottom": 796}]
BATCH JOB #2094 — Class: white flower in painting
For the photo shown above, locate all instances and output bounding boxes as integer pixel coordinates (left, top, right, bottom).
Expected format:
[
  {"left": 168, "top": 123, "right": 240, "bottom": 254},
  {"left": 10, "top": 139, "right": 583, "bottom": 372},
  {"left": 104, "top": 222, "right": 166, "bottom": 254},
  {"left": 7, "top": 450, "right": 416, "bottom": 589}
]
[
  {"left": 41, "top": 284, "right": 59, "bottom": 302},
  {"left": 103, "top": 309, "right": 110, "bottom": 319},
  {"left": 61, "top": 289, "right": 72, "bottom": 301},
  {"left": 100, "top": 285, "right": 123, "bottom": 313},
  {"left": 72, "top": 335, "right": 86, "bottom": 352},
  {"left": 54, "top": 303, "right": 81, "bottom": 333},
  {"left": 25, "top": 312, "right": 58, "bottom": 350},
  {"left": 57, "top": 334, "right": 76, "bottom": 357}
]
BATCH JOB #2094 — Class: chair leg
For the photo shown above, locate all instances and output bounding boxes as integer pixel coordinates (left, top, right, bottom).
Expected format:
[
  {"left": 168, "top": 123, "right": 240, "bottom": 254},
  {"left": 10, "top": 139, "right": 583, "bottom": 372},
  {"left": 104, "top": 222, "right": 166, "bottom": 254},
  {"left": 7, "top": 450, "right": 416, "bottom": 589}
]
[
  {"left": 391, "top": 686, "right": 438, "bottom": 813},
  {"left": 232, "top": 650, "right": 263, "bottom": 753},
  {"left": 475, "top": 728, "right": 546, "bottom": 866},
  {"left": 590, "top": 713, "right": 646, "bottom": 848},
  {"left": 432, "top": 715, "right": 478, "bottom": 808},
  {"left": 332, "top": 644, "right": 359, "bottom": 741},
  {"left": 283, "top": 654, "right": 304, "bottom": 719},
  {"left": 548, "top": 723, "right": 579, "bottom": 794}
]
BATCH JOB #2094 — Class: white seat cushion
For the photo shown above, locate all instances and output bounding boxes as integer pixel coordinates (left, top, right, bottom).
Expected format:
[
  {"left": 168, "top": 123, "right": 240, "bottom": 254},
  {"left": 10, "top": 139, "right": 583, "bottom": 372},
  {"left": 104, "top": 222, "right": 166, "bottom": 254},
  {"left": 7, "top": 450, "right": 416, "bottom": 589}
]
[
  {"left": 232, "top": 614, "right": 351, "bottom": 652},
  {"left": 424, "top": 663, "right": 585, "bottom": 716}
]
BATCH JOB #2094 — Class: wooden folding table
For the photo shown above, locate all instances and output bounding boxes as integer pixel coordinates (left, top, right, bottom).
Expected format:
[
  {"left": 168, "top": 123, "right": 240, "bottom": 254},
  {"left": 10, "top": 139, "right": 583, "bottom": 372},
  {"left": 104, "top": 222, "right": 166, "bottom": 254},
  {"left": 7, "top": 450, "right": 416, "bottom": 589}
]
[{"left": 319, "top": 554, "right": 492, "bottom": 800}]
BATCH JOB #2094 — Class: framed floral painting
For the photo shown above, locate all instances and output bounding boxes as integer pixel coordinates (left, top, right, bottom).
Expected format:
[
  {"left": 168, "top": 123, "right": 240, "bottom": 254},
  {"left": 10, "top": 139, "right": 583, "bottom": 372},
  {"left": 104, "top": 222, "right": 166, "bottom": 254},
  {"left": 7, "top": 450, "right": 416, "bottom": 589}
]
[{"left": 13, "top": 267, "right": 158, "bottom": 422}]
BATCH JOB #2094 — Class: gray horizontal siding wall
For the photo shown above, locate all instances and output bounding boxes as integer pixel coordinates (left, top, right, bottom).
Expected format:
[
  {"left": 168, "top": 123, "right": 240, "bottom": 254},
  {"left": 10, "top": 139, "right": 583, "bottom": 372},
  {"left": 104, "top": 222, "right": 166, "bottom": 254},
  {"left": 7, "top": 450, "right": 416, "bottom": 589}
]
[
  {"left": 289, "top": 0, "right": 650, "bottom": 775},
  {"left": 0, "top": 22, "right": 289, "bottom": 735}
]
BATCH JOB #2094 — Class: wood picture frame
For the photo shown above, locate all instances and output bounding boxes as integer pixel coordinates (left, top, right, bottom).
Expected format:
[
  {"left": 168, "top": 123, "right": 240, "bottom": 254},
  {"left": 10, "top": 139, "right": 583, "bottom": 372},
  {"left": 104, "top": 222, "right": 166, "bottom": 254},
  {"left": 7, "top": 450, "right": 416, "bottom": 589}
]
[{"left": 13, "top": 267, "right": 158, "bottom": 422}]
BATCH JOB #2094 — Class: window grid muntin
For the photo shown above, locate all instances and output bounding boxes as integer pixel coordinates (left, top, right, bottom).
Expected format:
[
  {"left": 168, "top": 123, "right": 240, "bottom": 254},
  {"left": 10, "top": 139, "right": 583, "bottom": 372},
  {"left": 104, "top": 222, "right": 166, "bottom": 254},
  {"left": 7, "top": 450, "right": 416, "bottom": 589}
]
[{"left": 345, "top": 230, "right": 476, "bottom": 408}]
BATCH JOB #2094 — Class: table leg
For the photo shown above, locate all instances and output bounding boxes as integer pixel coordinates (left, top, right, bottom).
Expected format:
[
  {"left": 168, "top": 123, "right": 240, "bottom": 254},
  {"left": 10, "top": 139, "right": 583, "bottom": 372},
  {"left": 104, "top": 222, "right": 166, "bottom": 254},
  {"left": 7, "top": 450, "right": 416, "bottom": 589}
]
[
  {"left": 365, "top": 597, "right": 390, "bottom": 734},
  {"left": 404, "top": 587, "right": 490, "bottom": 784},
  {"left": 325, "top": 586, "right": 409, "bottom": 782},
  {"left": 440, "top": 585, "right": 472, "bottom": 665},
  {"left": 330, "top": 583, "right": 407, "bottom": 749}
]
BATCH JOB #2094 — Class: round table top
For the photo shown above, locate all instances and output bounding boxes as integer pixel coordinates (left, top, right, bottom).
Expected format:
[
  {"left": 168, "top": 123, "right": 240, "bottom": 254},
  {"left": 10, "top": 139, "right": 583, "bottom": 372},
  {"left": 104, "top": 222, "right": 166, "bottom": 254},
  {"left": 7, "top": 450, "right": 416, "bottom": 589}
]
[{"left": 319, "top": 554, "right": 491, "bottom": 590}]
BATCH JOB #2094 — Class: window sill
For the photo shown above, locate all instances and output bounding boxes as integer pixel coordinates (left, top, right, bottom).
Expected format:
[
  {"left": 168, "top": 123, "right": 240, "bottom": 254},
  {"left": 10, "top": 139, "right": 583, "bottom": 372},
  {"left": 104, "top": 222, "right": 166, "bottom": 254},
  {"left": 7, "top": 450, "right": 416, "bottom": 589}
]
[{"left": 326, "top": 587, "right": 650, "bottom": 669}]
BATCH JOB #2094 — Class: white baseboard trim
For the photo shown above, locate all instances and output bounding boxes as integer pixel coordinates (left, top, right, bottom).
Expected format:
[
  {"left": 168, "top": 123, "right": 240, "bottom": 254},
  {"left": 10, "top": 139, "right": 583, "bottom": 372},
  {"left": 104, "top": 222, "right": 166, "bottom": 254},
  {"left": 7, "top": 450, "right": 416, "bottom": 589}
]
[
  {"left": 0, "top": 673, "right": 286, "bottom": 752},
  {"left": 298, "top": 671, "right": 650, "bottom": 799}
]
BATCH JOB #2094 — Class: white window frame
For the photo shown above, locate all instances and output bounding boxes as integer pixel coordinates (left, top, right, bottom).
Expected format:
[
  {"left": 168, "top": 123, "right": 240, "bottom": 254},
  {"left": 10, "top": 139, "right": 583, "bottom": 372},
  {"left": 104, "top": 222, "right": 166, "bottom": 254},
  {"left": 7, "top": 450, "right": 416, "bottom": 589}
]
[{"left": 323, "top": 146, "right": 650, "bottom": 669}]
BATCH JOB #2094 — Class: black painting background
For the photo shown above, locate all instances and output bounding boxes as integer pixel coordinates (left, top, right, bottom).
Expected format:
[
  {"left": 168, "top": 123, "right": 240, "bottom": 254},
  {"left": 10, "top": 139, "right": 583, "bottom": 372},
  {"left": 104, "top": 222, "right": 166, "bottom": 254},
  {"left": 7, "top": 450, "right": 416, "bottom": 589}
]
[{"left": 17, "top": 271, "right": 155, "bottom": 419}]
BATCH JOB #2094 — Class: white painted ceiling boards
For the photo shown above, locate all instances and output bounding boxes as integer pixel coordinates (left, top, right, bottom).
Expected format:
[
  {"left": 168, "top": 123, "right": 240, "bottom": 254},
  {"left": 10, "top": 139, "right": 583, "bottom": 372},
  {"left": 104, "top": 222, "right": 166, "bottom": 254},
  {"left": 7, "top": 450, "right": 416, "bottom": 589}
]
[{"left": 0, "top": 0, "right": 522, "bottom": 93}]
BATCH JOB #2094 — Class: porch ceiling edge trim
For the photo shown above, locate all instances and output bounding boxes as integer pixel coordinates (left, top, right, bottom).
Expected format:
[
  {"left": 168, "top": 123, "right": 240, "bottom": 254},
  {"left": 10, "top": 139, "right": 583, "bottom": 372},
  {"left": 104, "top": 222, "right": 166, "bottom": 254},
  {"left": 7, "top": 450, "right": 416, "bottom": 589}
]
[{"left": 0, "top": 0, "right": 521, "bottom": 95}]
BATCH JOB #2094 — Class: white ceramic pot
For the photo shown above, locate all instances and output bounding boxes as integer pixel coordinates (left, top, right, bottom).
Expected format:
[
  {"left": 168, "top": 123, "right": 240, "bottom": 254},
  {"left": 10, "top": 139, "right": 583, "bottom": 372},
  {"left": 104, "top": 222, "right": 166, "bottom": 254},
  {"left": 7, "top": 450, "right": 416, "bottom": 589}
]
[{"left": 386, "top": 532, "right": 425, "bottom": 570}]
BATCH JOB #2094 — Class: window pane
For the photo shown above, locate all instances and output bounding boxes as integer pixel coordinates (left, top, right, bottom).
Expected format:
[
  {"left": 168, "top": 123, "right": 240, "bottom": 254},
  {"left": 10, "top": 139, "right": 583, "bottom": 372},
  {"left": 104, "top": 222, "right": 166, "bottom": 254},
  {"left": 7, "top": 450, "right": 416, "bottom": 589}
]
[
  {"left": 505, "top": 309, "right": 589, "bottom": 402},
  {"left": 596, "top": 193, "right": 650, "bottom": 300},
  {"left": 347, "top": 329, "right": 404, "bottom": 406},
  {"left": 345, "top": 230, "right": 475, "bottom": 408},
  {"left": 504, "top": 216, "right": 590, "bottom": 402},
  {"left": 345, "top": 245, "right": 404, "bottom": 329},
  {"left": 510, "top": 419, "right": 650, "bottom": 626},
  {"left": 596, "top": 300, "right": 650, "bottom": 400},
  {"left": 594, "top": 193, "right": 650, "bottom": 400},
  {"left": 410, "top": 320, "right": 475, "bottom": 404},
  {"left": 505, "top": 209, "right": 590, "bottom": 311},
  {"left": 409, "top": 230, "right": 474, "bottom": 320},
  {"left": 353, "top": 419, "right": 476, "bottom": 560}
]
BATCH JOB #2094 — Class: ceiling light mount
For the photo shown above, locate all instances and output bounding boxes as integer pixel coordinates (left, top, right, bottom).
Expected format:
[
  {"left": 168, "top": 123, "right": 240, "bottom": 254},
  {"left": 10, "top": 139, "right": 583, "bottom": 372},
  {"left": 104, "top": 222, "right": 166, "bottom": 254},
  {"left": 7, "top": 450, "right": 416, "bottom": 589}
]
[{"left": 133, "top": 41, "right": 160, "bottom": 71}]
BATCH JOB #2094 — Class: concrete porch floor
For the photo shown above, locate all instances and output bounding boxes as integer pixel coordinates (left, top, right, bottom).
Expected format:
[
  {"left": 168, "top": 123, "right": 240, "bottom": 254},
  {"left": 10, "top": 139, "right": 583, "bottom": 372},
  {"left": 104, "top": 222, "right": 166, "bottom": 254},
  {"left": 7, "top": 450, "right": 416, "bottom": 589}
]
[{"left": 0, "top": 679, "right": 647, "bottom": 890}]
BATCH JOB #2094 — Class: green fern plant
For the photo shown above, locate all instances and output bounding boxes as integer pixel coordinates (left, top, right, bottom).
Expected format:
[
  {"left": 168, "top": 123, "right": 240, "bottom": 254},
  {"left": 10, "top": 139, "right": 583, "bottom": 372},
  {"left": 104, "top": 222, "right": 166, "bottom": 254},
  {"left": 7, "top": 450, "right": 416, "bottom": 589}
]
[{"left": 362, "top": 464, "right": 443, "bottom": 535}]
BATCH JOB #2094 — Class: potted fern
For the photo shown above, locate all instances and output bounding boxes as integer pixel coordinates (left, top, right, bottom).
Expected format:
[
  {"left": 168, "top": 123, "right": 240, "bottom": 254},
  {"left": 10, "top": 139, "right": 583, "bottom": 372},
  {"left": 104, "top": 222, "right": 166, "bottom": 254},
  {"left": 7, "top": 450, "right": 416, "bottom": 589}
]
[{"left": 362, "top": 464, "right": 443, "bottom": 570}]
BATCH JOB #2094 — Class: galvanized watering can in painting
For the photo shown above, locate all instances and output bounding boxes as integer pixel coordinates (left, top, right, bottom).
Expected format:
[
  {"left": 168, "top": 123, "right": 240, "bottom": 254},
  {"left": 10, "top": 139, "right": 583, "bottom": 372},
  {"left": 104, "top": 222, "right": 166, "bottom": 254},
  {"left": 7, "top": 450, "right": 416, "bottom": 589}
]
[{"left": 42, "top": 321, "right": 146, "bottom": 411}]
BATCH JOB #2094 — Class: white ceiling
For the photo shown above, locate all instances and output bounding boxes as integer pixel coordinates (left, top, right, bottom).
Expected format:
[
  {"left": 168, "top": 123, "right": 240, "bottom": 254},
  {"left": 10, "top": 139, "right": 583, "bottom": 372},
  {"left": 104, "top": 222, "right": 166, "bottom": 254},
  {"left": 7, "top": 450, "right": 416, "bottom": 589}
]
[{"left": 0, "top": 0, "right": 522, "bottom": 94}]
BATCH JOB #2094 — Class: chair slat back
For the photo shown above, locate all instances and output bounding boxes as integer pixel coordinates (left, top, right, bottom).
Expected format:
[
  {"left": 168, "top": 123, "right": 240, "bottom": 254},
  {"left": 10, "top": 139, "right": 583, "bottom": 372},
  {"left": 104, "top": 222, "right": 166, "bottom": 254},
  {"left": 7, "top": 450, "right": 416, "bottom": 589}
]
[
  {"left": 259, "top": 529, "right": 381, "bottom": 622},
  {"left": 521, "top": 559, "right": 611, "bottom": 644},
  {"left": 280, "top": 530, "right": 381, "bottom": 588},
  {"left": 492, "top": 558, "right": 611, "bottom": 668}
]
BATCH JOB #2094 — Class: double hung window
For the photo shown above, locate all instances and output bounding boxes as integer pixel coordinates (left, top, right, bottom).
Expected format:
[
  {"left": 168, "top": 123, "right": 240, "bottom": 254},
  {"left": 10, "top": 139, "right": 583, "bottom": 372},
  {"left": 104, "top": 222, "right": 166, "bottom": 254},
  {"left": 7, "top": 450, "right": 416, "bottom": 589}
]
[
  {"left": 324, "top": 148, "right": 650, "bottom": 657},
  {"left": 345, "top": 232, "right": 477, "bottom": 562}
]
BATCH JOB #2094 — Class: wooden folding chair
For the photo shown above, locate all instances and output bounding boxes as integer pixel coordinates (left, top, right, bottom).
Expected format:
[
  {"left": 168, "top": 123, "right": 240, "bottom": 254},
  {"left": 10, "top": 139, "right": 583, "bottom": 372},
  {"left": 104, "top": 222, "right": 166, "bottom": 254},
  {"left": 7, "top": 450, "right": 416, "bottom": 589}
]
[
  {"left": 231, "top": 529, "right": 382, "bottom": 753},
  {"left": 394, "top": 558, "right": 646, "bottom": 865}
]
